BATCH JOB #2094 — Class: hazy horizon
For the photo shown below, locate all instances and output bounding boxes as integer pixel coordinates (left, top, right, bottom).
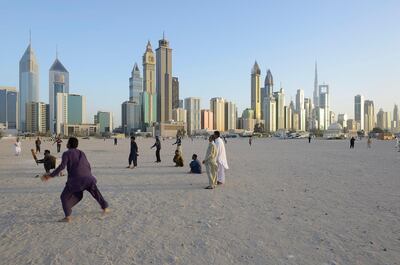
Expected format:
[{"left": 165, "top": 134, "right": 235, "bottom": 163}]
[{"left": 1, "top": 0, "right": 399, "bottom": 126}]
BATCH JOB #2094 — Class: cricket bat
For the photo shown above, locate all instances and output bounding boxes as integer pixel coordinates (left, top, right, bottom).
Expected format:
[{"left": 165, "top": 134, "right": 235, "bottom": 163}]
[{"left": 31, "top": 149, "right": 38, "bottom": 165}]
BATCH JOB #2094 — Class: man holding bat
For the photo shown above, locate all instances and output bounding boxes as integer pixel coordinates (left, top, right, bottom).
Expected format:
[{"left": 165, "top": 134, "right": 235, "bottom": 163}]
[{"left": 41, "top": 137, "right": 109, "bottom": 223}]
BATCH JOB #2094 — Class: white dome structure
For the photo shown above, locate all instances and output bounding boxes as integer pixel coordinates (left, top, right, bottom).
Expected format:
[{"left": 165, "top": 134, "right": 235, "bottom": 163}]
[{"left": 324, "top": 123, "right": 345, "bottom": 139}]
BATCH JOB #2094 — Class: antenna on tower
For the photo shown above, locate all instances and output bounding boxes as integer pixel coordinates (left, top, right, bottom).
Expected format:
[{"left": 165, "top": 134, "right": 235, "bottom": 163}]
[
  {"left": 56, "top": 44, "right": 58, "bottom": 59},
  {"left": 29, "top": 29, "right": 31, "bottom": 45},
  {"left": 163, "top": 31, "right": 165, "bottom": 39}
]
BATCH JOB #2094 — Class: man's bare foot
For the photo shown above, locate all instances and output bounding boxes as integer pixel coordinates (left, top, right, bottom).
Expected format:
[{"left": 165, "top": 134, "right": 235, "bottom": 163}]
[
  {"left": 58, "top": 216, "right": 71, "bottom": 223},
  {"left": 102, "top": 208, "right": 110, "bottom": 214},
  {"left": 126, "top": 166, "right": 131, "bottom": 168},
  {"left": 130, "top": 166, "right": 136, "bottom": 169}
]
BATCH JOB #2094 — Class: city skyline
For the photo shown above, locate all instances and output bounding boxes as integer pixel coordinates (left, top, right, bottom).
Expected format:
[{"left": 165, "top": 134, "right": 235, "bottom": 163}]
[{"left": 1, "top": 1, "right": 399, "bottom": 126}]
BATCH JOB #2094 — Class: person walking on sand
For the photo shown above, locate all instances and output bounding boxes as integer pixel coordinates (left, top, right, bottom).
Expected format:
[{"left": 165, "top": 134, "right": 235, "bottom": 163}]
[
  {"left": 151, "top": 136, "right": 161, "bottom": 163},
  {"left": 126, "top": 136, "right": 138, "bottom": 169},
  {"left": 308, "top": 134, "right": 312, "bottom": 143},
  {"left": 114, "top": 137, "right": 118, "bottom": 146},
  {"left": 249, "top": 136, "right": 252, "bottom": 146},
  {"left": 367, "top": 137, "right": 372, "bottom": 148},
  {"left": 350, "top": 136, "right": 355, "bottom": 149},
  {"left": 172, "top": 135, "right": 182, "bottom": 152},
  {"left": 41, "top": 137, "right": 109, "bottom": 223},
  {"left": 214, "top": 131, "right": 229, "bottom": 185},
  {"left": 54, "top": 136, "right": 63, "bottom": 153},
  {"left": 35, "top": 137, "right": 41, "bottom": 154},
  {"left": 395, "top": 136, "right": 399, "bottom": 151},
  {"left": 203, "top": 135, "right": 217, "bottom": 189},
  {"left": 14, "top": 137, "right": 22, "bottom": 156}
]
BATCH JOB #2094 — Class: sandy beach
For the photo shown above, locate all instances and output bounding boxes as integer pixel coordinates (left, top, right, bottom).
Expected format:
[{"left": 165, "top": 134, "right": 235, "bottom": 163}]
[{"left": 0, "top": 137, "right": 399, "bottom": 264}]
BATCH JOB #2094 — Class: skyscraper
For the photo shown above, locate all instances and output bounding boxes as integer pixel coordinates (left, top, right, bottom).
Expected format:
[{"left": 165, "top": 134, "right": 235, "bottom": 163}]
[
  {"left": 172, "top": 77, "right": 180, "bottom": 109},
  {"left": 392, "top": 104, "right": 399, "bottom": 130},
  {"left": 354, "top": 95, "right": 364, "bottom": 131},
  {"left": 122, "top": 101, "right": 141, "bottom": 135},
  {"left": 56, "top": 93, "right": 86, "bottom": 134},
  {"left": 184, "top": 97, "right": 201, "bottom": 135},
  {"left": 201, "top": 109, "right": 213, "bottom": 130},
  {"left": 304, "top": 98, "right": 313, "bottom": 131},
  {"left": 142, "top": 41, "right": 157, "bottom": 125},
  {"left": 25, "top": 102, "right": 47, "bottom": 133},
  {"left": 296, "top": 89, "right": 305, "bottom": 131},
  {"left": 210, "top": 97, "right": 225, "bottom": 131},
  {"left": 49, "top": 55, "right": 69, "bottom": 134},
  {"left": 94, "top": 111, "right": 113, "bottom": 133},
  {"left": 156, "top": 34, "right": 173, "bottom": 122},
  {"left": 0, "top": 86, "right": 18, "bottom": 131},
  {"left": 262, "top": 69, "right": 273, "bottom": 123},
  {"left": 129, "top": 63, "right": 143, "bottom": 102},
  {"left": 313, "top": 61, "right": 319, "bottom": 108},
  {"left": 377, "top": 108, "right": 390, "bottom": 130},
  {"left": 364, "top": 100, "right": 375, "bottom": 133},
  {"left": 319, "top": 84, "right": 330, "bottom": 130},
  {"left": 251, "top": 61, "right": 261, "bottom": 120},
  {"left": 264, "top": 95, "right": 276, "bottom": 132},
  {"left": 19, "top": 38, "right": 39, "bottom": 131},
  {"left": 274, "top": 87, "right": 285, "bottom": 130},
  {"left": 224, "top": 101, "right": 237, "bottom": 131}
]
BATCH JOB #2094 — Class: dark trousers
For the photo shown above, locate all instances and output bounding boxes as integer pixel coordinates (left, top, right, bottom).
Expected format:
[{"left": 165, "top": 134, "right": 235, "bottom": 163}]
[
  {"left": 129, "top": 153, "right": 137, "bottom": 166},
  {"left": 57, "top": 144, "right": 61, "bottom": 153},
  {"left": 156, "top": 149, "right": 161, "bottom": 162},
  {"left": 60, "top": 183, "right": 108, "bottom": 217},
  {"left": 36, "top": 145, "right": 40, "bottom": 153}
]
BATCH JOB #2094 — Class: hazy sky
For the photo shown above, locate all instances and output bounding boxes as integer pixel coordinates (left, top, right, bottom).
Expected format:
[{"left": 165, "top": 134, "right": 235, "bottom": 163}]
[{"left": 1, "top": 0, "right": 399, "bottom": 126}]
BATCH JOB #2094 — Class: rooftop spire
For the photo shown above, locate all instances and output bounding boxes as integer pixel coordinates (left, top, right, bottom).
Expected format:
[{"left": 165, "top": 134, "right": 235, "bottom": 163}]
[
  {"left": 56, "top": 44, "right": 58, "bottom": 59},
  {"left": 29, "top": 29, "right": 31, "bottom": 46}
]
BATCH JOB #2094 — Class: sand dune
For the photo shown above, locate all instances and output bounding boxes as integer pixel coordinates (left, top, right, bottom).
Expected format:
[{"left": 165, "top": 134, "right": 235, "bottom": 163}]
[{"left": 0, "top": 137, "right": 399, "bottom": 264}]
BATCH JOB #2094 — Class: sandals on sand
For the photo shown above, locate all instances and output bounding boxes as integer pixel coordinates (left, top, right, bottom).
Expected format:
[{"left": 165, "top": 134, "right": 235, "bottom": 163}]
[{"left": 204, "top": 186, "right": 214, "bottom": 189}]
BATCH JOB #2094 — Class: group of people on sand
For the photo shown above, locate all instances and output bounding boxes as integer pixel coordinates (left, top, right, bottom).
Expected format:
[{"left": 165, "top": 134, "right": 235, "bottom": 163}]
[
  {"left": 35, "top": 130, "right": 228, "bottom": 223},
  {"left": 127, "top": 131, "right": 229, "bottom": 189}
]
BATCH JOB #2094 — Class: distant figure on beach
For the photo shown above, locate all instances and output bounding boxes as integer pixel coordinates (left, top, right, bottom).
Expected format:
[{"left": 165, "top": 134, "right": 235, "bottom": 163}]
[
  {"left": 36, "top": 150, "right": 56, "bottom": 173},
  {"left": 203, "top": 135, "right": 217, "bottom": 189},
  {"left": 41, "top": 137, "right": 109, "bottom": 223},
  {"left": 350, "top": 137, "right": 355, "bottom": 149},
  {"left": 395, "top": 136, "right": 399, "bottom": 151},
  {"left": 214, "top": 131, "right": 229, "bottom": 185},
  {"left": 249, "top": 136, "right": 252, "bottom": 146},
  {"left": 308, "top": 134, "right": 312, "bottom": 143},
  {"left": 173, "top": 136, "right": 182, "bottom": 152},
  {"left": 54, "top": 137, "right": 63, "bottom": 153},
  {"left": 151, "top": 136, "right": 161, "bottom": 163},
  {"left": 114, "top": 138, "right": 118, "bottom": 146},
  {"left": 367, "top": 137, "right": 372, "bottom": 148},
  {"left": 189, "top": 154, "right": 202, "bottom": 174},
  {"left": 35, "top": 137, "right": 41, "bottom": 154},
  {"left": 173, "top": 149, "right": 184, "bottom": 167},
  {"left": 223, "top": 136, "right": 227, "bottom": 144},
  {"left": 14, "top": 137, "right": 21, "bottom": 156},
  {"left": 126, "top": 136, "right": 138, "bottom": 169}
]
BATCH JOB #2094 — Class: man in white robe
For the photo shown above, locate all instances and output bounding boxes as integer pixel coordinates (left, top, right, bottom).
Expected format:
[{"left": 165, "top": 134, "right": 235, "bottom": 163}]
[{"left": 214, "top": 131, "right": 229, "bottom": 184}]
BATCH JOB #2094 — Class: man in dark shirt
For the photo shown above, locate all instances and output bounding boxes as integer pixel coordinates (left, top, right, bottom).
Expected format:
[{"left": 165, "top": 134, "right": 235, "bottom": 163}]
[
  {"left": 42, "top": 137, "right": 109, "bottom": 223},
  {"left": 189, "top": 154, "right": 202, "bottom": 174},
  {"left": 36, "top": 150, "right": 56, "bottom": 173},
  {"left": 151, "top": 136, "right": 161, "bottom": 163},
  {"left": 127, "top": 136, "right": 138, "bottom": 169}
]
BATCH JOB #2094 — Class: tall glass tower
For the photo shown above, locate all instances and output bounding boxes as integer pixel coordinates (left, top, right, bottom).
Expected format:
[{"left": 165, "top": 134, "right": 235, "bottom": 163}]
[
  {"left": 19, "top": 39, "right": 39, "bottom": 131},
  {"left": 49, "top": 55, "right": 69, "bottom": 134}
]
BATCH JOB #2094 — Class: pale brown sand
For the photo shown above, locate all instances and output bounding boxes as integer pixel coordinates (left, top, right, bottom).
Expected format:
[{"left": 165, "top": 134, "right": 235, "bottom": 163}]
[{"left": 0, "top": 137, "right": 399, "bottom": 264}]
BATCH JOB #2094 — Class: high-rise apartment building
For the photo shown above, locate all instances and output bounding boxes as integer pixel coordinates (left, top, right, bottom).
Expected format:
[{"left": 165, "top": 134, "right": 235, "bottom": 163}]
[
  {"left": 122, "top": 101, "right": 141, "bottom": 135},
  {"left": 313, "top": 62, "right": 319, "bottom": 108},
  {"left": 364, "top": 100, "right": 375, "bottom": 133},
  {"left": 49, "top": 56, "right": 69, "bottom": 133},
  {"left": 210, "top": 97, "right": 225, "bottom": 131},
  {"left": 392, "top": 104, "right": 399, "bottom": 130},
  {"left": 0, "top": 87, "right": 18, "bottom": 131},
  {"left": 354, "top": 95, "right": 364, "bottom": 131},
  {"left": 56, "top": 93, "right": 86, "bottom": 134},
  {"left": 319, "top": 84, "right": 330, "bottom": 130},
  {"left": 261, "top": 69, "right": 273, "bottom": 120},
  {"left": 264, "top": 96, "right": 276, "bottom": 132},
  {"left": 156, "top": 34, "right": 173, "bottom": 122},
  {"left": 19, "top": 40, "right": 39, "bottom": 131},
  {"left": 201, "top": 109, "right": 213, "bottom": 131},
  {"left": 25, "top": 102, "right": 47, "bottom": 133},
  {"left": 225, "top": 101, "right": 237, "bottom": 131},
  {"left": 172, "top": 77, "right": 180, "bottom": 109},
  {"left": 296, "top": 89, "right": 305, "bottom": 131},
  {"left": 184, "top": 97, "right": 201, "bottom": 135}
]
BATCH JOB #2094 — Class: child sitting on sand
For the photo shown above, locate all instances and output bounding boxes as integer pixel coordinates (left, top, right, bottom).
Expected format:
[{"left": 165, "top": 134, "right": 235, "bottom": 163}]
[
  {"left": 189, "top": 154, "right": 202, "bottom": 174},
  {"left": 173, "top": 149, "right": 184, "bottom": 167}
]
